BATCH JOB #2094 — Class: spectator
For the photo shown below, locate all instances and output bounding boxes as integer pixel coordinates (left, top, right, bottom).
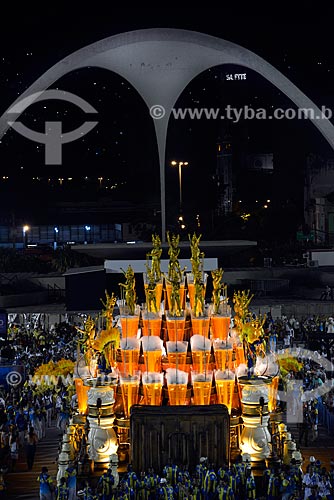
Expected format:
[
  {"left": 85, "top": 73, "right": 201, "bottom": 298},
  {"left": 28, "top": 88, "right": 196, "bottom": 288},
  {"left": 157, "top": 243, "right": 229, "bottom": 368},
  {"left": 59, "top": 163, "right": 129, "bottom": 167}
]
[
  {"left": 26, "top": 427, "right": 38, "bottom": 471},
  {"left": 37, "top": 466, "right": 54, "bottom": 500},
  {"left": 9, "top": 431, "right": 19, "bottom": 472}
]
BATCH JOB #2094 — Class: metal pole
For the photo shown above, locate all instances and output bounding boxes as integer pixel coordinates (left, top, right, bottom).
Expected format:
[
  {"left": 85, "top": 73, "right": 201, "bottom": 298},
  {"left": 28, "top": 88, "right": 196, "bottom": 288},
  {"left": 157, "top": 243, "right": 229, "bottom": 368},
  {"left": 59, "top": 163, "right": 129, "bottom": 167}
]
[{"left": 178, "top": 162, "right": 182, "bottom": 210}]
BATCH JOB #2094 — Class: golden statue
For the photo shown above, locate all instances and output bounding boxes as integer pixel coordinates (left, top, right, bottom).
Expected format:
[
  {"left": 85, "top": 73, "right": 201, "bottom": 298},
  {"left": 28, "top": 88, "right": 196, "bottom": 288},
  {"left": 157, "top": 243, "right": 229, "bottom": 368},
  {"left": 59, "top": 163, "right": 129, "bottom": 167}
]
[
  {"left": 189, "top": 232, "right": 204, "bottom": 277},
  {"left": 119, "top": 265, "right": 137, "bottom": 315},
  {"left": 145, "top": 264, "right": 158, "bottom": 313},
  {"left": 233, "top": 290, "right": 254, "bottom": 331},
  {"left": 76, "top": 315, "right": 96, "bottom": 351},
  {"left": 193, "top": 270, "right": 205, "bottom": 317},
  {"left": 100, "top": 290, "right": 117, "bottom": 331},
  {"left": 146, "top": 233, "right": 162, "bottom": 281},
  {"left": 211, "top": 268, "right": 224, "bottom": 313},
  {"left": 169, "top": 274, "right": 182, "bottom": 316},
  {"left": 76, "top": 315, "right": 96, "bottom": 368},
  {"left": 167, "top": 231, "right": 183, "bottom": 281}
]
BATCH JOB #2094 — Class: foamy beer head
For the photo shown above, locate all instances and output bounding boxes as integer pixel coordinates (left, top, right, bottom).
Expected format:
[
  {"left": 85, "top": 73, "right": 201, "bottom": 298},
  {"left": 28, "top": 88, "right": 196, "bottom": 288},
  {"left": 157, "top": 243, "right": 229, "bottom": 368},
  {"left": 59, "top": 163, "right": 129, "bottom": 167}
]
[
  {"left": 213, "top": 339, "right": 233, "bottom": 350},
  {"left": 141, "top": 336, "right": 163, "bottom": 353},
  {"left": 190, "top": 334, "right": 211, "bottom": 352},
  {"left": 191, "top": 370, "right": 213, "bottom": 383},
  {"left": 142, "top": 371, "right": 164, "bottom": 385},
  {"left": 215, "top": 369, "right": 235, "bottom": 382},
  {"left": 121, "top": 338, "right": 140, "bottom": 350},
  {"left": 166, "top": 341, "right": 188, "bottom": 354},
  {"left": 165, "top": 368, "right": 188, "bottom": 385}
]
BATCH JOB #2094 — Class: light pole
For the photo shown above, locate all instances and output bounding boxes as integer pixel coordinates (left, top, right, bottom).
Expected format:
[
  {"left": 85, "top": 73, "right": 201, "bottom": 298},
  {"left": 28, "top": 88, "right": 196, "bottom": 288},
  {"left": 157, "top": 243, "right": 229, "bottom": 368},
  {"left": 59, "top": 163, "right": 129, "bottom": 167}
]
[
  {"left": 54, "top": 227, "right": 59, "bottom": 250},
  {"left": 84, "top": 225, "right": 91, "bottom": 245},
  {"left": 171, "top": 160, "right": 188, "bottom": 215},
  {"left": 22, "top": 225, "right": 29, "bottom": 249}
]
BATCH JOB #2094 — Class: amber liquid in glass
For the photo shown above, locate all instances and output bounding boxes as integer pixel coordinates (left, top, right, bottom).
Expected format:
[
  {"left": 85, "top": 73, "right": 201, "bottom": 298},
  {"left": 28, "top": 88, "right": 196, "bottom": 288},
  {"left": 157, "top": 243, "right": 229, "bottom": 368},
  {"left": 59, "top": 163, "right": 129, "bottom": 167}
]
[
  {"left": 120, "top": 349, "right": 140, "bottom": 375},
  {"left": 268, "top": 375, "right": 279, "bottom": 412},
  {"left": 143, "top": 383, "right": 162, "bottom": 406},
  {"left": 214, "top": 349, "right": 233, "bottom": 371},
  {"left": 191, "top": 351, "right": 210, "bottom": 372},
  {"left": 211, "top": 316, "right": 230, "bottom": 340},
  {"left": 166, "top": 318, "right": 185, "bottom": 341},
  {"left": 167, "top": 351, "right": 188, "bottom": 372},
  {"left": 121, "top": 381, "right": 139, "bottom": 418},
  {"left": 74, "top": 378, "right": 90, "bottom": 415},
  {"left": 120, "top": 316, "right": 139, "bottom": 338},
  {"left": 143, "top": 351, "right": 162, "bottom": 373},
  {"left": 193, "top": 380, "right": 212, "bottom": 405},
  {"left": 187, "top": 283, "right": 195, "bottom": 309},
  {"left": 167, "top": 384, "right": 188, "bottom": 405},
  {"left": 142, "top": 318, "right": 162, "bottom": 336},
  {"left": 235, "top": 345, "right": 246, "bottom": 366},
  {"left": 191, "top": 317, "right": 210, "bottom": 337},
  {"left": 215, "top": 379, "right": 234, "bottom": 414}
]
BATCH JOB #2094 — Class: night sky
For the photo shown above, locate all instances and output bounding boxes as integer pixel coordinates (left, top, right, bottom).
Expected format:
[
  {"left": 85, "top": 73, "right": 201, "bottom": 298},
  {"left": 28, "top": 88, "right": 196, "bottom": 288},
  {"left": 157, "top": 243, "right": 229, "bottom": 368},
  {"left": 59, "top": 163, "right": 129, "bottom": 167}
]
[{"left": 1, "top": 8, "right": 334, "bottom": 235}]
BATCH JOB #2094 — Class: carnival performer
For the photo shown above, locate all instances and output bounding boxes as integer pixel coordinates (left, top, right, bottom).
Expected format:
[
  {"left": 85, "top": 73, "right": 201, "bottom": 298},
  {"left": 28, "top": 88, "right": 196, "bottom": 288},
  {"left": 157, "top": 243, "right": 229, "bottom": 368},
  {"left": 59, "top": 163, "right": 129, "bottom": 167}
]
[
  {"left": 55, "top": 476, "right": 69, "bottom": 500},
  {"left": 64, "top": 462, "right": 77, "bottom": 500},
  {"left": 37, "top": 466, "right": 54, "bottom": 500},
  {"left": 97, "top": 467, "right": 115, "bottom": 500}
]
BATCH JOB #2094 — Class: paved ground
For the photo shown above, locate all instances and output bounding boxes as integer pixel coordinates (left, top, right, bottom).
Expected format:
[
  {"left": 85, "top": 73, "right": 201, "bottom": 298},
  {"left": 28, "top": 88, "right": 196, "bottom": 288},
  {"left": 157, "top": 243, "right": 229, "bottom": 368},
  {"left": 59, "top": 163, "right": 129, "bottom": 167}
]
[
  {"left": 4, "top": 417, "right": 334, "bottom": 499},
  {"left": 6, "top": 424, "right": 60, "bottom": 500},
  {"left": 281, "top": 418, "right": 334, "bottom": 472}
]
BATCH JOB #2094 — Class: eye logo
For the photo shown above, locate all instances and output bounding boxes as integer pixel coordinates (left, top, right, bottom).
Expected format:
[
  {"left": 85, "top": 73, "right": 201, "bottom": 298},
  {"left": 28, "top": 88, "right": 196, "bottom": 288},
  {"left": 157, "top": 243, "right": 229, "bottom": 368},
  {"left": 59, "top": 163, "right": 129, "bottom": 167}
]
[
  {"left": 276, "top": 347, "right": 334, "bottom": 423},
  {"left": 6, "top": 90, "right": 98, "bottom": 165}
]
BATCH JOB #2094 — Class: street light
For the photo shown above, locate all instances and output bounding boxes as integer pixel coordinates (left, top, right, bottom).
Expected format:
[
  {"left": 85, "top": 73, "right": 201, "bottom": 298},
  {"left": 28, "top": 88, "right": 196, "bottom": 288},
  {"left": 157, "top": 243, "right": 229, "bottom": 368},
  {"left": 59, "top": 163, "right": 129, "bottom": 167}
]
[
  {"left": 171, "top": 160, "right": 189, "bottom": 214},
  {"left": 84, "top": 225, "right": 91, "bottom": 245},
  {"left": 54, "top": 227, "right": 59, "bottom": 250},
  {"left": 22, "top": 225, "right": 29, "bottom": 248}
]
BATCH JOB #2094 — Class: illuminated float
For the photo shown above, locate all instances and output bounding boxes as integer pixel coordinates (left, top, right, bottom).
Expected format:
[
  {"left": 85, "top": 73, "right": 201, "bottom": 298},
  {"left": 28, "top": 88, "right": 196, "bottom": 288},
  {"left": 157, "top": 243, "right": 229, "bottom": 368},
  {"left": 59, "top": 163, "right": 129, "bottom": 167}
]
[{"left": 70, "top": 232, "right": 294, "bottom": 475}]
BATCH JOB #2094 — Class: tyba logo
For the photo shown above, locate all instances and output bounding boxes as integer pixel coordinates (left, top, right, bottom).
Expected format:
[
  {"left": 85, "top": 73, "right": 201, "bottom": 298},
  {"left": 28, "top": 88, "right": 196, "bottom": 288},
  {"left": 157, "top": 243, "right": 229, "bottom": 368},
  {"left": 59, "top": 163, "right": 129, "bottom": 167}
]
[{"left": 6, "top": 90, "right": 98, "bottom": 165}]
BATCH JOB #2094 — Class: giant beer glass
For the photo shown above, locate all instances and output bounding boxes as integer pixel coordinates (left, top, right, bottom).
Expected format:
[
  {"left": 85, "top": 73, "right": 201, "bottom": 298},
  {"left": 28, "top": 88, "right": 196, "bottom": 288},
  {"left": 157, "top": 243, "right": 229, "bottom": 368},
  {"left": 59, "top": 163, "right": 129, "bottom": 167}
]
[
  {"left": 166, "top": 368, "right": 188, "bottom": 406},
  {"left": 166, "top": 341, "right": 188, "bottom": 372},
  {"left": 120, "top": 338, "right": 140, "bottom": 376},
  {"left": 141, "top": 309, "right": 162, "bottom": 337},
  {"left": 119, "top": 304, "right": 140, "bottom": 338},
  {"left": 215, "top": 369, "right": 235, "bottom": 414},
  {"left": 166, "top": 311, "right": 186, "bottom": 342},
  {"left": 119, "top": 372, "right": 140, "bottom": 418},
  {"left": 141, "top": 336, "right": 163, "bottom": 373},
  {"left": 210, "top": 304, "right": 231, "bottom": 341},
  {"left": 213, "top": 339, "right": 233, "bottom": 371},
  {"left": 142, "top": 372, "right": 164, "bottom": 406},
  {"left": 191, "top": 370, "right": 213, "bottom": 405},
  {"left": 190, "top": 334, "right": 211, "bottom": 373}
]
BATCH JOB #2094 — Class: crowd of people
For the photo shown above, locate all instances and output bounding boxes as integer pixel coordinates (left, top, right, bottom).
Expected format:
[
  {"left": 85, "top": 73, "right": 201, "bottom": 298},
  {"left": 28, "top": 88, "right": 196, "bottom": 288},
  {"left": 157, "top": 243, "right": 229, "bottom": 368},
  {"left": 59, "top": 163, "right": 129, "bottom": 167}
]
[
  {"left": 0, "top": 312, "right": 333, "bottom": 499},
  {"left": 52, "top": 456, "right": 334, "bottom": 500}
]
